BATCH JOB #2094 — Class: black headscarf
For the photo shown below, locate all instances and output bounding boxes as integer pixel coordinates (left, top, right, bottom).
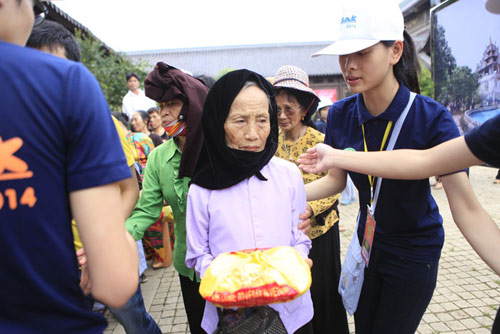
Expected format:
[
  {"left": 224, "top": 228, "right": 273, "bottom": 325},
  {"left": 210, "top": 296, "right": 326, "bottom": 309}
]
[
  {"left": 144, "top": 62, "right": 209, "bottom": 178},
  {"left": 191, "top": 69, "right": 278, "bottom": 190}
]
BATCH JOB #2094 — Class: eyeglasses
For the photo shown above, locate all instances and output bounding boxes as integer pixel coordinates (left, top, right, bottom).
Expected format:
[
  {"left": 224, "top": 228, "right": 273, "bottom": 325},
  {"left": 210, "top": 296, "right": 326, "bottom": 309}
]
[
  {"left": 277, "top": 107, "right": 301, "bottom": 117},
  {"left": 33, "top": 0, "right": 48, "bottom": 27}
]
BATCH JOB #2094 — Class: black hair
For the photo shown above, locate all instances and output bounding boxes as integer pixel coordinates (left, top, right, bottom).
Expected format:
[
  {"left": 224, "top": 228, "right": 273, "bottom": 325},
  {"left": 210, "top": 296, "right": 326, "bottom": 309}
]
[
  {"left": 275, "top": 88, "right": 318, "bottom": 129},
  {"left": 26, "top": 20, "right": 81, "bottom": 62},
  {"left": 136, "top": 110, "right": 150, "bottom": 123},
  {"left": 382, "top": 30, "right": 421, "bottom": 94},
  {"left": 111, "top": 111, "right": 129, "bottom": 127},
  {"left": 147, "top": 106, "right": 159, "bottom": 115},
  {"left": 195, "top": 75, "right": 216, "bottom": 89},
  {"left": 126, "top": 73, "right": 139, "bottom": 82}
]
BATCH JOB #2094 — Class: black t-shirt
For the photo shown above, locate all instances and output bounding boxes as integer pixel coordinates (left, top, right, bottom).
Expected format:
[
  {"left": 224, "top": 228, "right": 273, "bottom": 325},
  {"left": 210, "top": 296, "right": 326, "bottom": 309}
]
[
  {"left": 160, "top": 130, "right": 169, "bottom": 141},
  {"left": 464, "top": 114, "right": 500, "bottom": 167},
  {"left": 149, "top": 133, "right": 164, "bottom": 147}
]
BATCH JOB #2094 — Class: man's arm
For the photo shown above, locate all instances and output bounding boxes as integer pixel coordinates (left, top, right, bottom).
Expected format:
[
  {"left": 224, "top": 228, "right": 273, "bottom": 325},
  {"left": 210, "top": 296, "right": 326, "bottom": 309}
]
[
  {"left": 71, "top": 183, "right": 139, "bottom": 308},
  {"left": 119, "top": 166, "right": 139, "bottom": 219}
]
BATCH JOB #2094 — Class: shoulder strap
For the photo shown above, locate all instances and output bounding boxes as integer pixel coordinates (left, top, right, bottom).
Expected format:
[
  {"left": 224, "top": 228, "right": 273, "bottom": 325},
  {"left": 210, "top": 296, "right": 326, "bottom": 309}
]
[{"left": 370, "top": 92, "right": 417, "bottom": 212}]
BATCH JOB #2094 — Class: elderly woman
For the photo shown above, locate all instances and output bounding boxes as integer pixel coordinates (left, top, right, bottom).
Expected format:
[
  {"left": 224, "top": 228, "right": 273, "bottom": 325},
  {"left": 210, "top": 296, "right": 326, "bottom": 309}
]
[
  {"left": 185, "top": 69, "right": 314, "bottom": 334},
  {"left": 126, "top": 62, "right": 209, "bottom": 334},
  {"left": 273, "top": 65, "right": 349, "bottom": 333}
]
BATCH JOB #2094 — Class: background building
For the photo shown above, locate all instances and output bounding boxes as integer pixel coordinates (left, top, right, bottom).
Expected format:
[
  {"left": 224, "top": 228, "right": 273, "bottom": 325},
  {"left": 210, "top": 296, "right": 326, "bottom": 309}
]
[
  {"left": 126, "top": 42, "right": 346, "bottom": 102},
  {"left": 126, "top": 1, "right": 445, "bottom": 102},
  {"left": 42, "top": 1, "right": 112, "bottom": 53},
  {"left": 46, "top": 0, "right": 445, "bottom": 104},
  {"left": 477, "top": 38, "right": 500, "bottom": 106}
]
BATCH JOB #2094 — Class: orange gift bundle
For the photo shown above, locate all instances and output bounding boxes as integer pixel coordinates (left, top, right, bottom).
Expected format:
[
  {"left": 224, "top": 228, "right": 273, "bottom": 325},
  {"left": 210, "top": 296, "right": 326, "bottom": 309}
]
[{"left": 199, "top": 246, "right": 311, "bottom": 308}]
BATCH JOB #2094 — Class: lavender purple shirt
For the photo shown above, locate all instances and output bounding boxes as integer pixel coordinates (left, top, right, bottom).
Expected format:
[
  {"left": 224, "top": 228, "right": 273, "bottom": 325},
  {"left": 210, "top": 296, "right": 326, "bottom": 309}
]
[{"left": 185, "top": 157, "right": 313, "bottom": 333}]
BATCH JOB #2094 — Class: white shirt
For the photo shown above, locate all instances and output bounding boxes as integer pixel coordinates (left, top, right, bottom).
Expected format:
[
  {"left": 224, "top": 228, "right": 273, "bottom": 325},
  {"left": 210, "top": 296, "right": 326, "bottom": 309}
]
[{"left": 122, "top": 89, "right": 157, "bottom": 120}]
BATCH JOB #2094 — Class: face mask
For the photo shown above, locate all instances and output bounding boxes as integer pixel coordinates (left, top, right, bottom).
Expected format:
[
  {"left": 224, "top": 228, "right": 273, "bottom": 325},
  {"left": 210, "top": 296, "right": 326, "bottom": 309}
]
[{"left": 164, "top": 119, "right": 187, "bottom": 137}]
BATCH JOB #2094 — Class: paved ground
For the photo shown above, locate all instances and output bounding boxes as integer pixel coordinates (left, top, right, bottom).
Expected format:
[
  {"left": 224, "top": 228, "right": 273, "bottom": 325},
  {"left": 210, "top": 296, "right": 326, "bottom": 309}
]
[{"left": 105, "top": 166, "right": 500, "bottom": 334}]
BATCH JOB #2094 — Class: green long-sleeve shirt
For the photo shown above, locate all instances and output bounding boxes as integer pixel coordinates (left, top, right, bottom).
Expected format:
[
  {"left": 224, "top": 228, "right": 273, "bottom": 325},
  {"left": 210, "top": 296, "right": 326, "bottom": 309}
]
[{"left": 126, "top": 139, "right": 196, "bottom": 280}]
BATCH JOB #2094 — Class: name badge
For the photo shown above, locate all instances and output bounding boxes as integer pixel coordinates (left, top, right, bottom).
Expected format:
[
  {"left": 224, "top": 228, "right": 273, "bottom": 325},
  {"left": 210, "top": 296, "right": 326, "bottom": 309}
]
[{"left": 361, "top": 205, "right": 376, "bottom": 266}]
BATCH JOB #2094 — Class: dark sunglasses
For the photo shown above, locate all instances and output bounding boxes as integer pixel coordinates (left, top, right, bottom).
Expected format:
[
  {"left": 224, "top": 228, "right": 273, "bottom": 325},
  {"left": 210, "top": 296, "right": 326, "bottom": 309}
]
[{"left": 33, "top": 0, "right": 48, "bottom": 27}]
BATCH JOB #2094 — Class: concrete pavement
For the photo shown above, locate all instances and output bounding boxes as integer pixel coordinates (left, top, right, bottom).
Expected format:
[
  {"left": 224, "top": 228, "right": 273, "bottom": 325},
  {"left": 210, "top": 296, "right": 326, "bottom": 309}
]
[{"left": 105, "top": 166, "right": 500, "bottom": 334}]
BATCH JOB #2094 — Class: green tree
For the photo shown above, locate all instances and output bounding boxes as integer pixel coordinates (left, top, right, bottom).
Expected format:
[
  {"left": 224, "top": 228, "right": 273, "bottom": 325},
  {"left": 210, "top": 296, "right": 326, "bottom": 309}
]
[
  {"left": 419, "top": 66, "right": 434, "bottom": 99},
  {"left": 75, "top": 30, "right": 151, "bottom": 112},
  {"left": 432, "top": 21, "right": 457, "bottom": 102},
  {"left": 447, "top": 66, "right": 479, "bottom": 112},
  {"left": 215, "top": 67, "right": 235, "bottom": 80}
]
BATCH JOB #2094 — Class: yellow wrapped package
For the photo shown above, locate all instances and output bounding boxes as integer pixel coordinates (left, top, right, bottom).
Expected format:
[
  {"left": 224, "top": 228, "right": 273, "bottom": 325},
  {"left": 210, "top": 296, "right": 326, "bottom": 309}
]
[{"left": 200, "top": 246, "right": 311, "bottom": 308}]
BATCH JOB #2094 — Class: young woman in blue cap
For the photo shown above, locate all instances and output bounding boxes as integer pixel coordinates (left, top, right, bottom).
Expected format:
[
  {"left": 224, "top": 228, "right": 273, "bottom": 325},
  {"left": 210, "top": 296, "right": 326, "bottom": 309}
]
[{"left": 305, "top": 0, "right": 485, "bottom": 332}]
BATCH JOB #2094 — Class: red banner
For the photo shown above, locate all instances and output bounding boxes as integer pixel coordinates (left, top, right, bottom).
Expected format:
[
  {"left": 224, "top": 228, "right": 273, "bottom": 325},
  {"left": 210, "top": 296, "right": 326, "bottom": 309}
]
[{"left": 313, "top": 89, "right": 337, "bottom": 102}]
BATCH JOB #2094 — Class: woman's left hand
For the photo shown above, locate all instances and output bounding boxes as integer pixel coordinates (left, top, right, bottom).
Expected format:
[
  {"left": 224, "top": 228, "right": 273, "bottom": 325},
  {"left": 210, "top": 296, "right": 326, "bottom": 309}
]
[
  {"left": 298, "top": 204, "right": 313, "bottom": 234},
  {"left": 76, "top": 248, "right": 91, "bottom": 295},
  {"left": 304, "top": 258, "right": 313, "bottom": 268}
]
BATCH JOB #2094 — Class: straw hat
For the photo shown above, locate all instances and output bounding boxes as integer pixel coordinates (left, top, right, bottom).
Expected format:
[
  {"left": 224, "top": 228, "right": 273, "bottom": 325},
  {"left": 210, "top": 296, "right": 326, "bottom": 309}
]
[{"left": 273, "top": 65, "right": 318, "bottom": 98}]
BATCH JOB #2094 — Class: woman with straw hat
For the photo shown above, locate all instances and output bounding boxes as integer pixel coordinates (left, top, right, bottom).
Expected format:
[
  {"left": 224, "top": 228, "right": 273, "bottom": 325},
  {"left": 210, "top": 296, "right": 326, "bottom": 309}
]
[{"left": 273, "top": 65, "right": 349, "bottom": 334}]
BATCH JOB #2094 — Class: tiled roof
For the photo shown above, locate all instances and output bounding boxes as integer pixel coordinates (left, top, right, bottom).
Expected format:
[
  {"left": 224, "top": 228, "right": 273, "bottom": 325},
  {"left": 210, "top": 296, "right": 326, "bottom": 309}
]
[
  {"left": 125, "top": 42, "right": 341, "bottom": 78},
  {"left": 47, "top": 2, "right": 114, "bottom": 53}
]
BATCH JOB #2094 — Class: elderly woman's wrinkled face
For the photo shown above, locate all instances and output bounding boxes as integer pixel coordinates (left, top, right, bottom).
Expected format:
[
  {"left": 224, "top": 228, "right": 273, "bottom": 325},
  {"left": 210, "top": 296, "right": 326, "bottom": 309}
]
[
  {"left": 276, "top": 91, "right": 305, "bottom": 133},
  {"left": 160, "top": 98, "right": 184, "bottom": 128},
  {"left": 224, "top": 85, "right": 270, "bottom": 152}
]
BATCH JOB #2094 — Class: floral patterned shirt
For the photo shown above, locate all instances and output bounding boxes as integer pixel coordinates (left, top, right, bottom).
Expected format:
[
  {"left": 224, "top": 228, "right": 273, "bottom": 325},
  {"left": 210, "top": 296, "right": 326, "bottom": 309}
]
[{"left": 276, "top": 126, "right": 340, "bottom": 239}]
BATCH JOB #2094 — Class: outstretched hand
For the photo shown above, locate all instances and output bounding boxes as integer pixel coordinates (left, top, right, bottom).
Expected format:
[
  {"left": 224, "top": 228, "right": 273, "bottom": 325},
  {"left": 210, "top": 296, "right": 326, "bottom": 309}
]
[{"left": 297, "top": 143, "right": 334, "bottom": 174}]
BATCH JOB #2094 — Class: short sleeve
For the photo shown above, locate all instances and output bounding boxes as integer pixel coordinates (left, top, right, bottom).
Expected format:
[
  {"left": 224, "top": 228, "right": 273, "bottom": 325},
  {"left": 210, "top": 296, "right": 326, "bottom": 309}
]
[
  {"left": 465, "top": 114, "right": 500, "bottom": 167},
  {"left": 426, "top": 105, "right": 461, "bottom": 148},
  {"left": 64, "top": 64, "right": 131, "bottom": 191}
]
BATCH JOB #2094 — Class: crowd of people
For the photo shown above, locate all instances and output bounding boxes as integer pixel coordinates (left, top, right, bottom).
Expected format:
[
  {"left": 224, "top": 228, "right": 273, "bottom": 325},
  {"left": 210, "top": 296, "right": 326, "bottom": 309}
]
[{"left": 1, "top": 0, "right": 499, "bottom": 333}]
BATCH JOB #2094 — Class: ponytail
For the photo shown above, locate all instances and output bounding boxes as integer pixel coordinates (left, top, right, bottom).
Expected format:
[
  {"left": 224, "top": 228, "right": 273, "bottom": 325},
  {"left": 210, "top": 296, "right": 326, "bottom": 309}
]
[
  {"left": 382, "top": 30, "right": 421, "bottom": 94},
  {"left": 137, "top": 110, "right": 150, "bottom": 124}
]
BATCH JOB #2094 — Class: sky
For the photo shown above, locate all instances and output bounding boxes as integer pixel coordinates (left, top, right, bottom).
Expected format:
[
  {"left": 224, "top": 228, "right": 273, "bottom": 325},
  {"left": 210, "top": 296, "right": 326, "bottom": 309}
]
[
  {"left": 55, "top": 0, "right": 500, "bottom": 58},
  {"left": 434, "top": 0, "right": 500, "bottom": 70},
  {"left": 54, "top": 0, "right": 343, "bottom": 52}
]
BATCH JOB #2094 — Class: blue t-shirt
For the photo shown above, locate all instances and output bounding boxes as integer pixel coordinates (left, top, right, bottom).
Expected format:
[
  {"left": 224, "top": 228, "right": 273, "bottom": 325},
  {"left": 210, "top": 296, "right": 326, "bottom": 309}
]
[
  {"left": 0, "top": 41, "right": 131, "bottom": 333},
  {"left": 325, "top": 84, "right": 461, "bottom": 262},
  {"left": 465, "top": 114, "right": 500, "bottom": 168}
]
